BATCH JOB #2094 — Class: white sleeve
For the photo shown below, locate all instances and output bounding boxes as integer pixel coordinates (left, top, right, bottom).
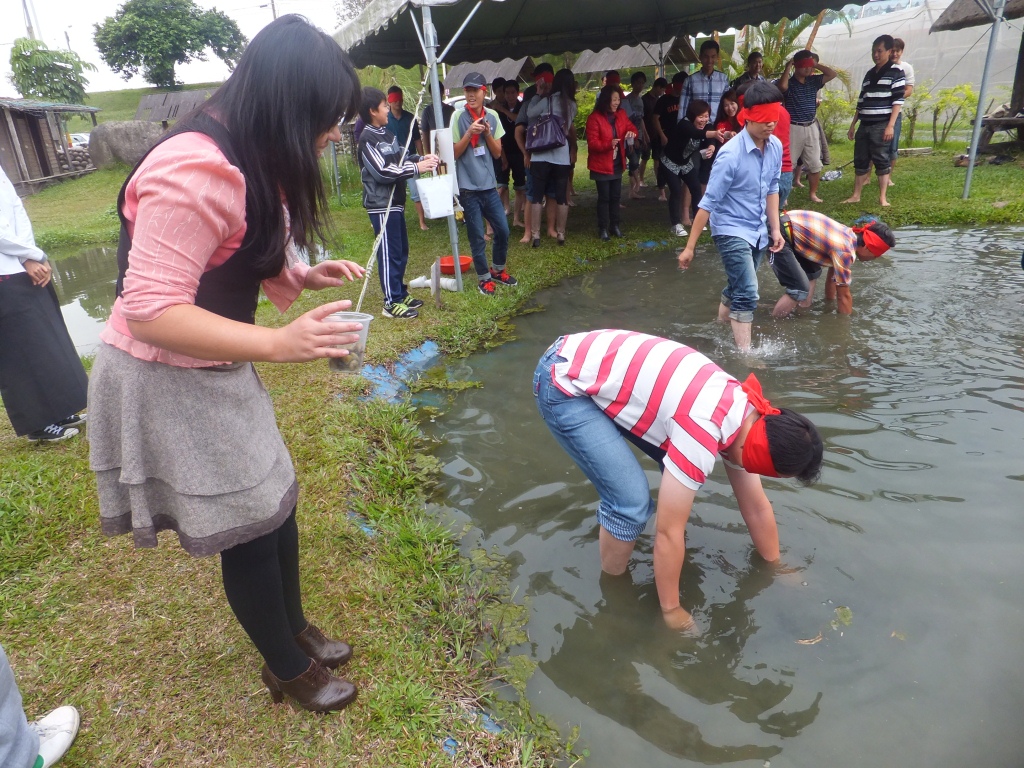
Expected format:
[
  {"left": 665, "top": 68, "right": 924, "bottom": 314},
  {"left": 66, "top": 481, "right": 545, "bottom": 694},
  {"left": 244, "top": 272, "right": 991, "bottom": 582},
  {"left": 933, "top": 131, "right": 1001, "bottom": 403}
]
[{"left": 0, "top": 171, "right": 46, "bottom": 263}]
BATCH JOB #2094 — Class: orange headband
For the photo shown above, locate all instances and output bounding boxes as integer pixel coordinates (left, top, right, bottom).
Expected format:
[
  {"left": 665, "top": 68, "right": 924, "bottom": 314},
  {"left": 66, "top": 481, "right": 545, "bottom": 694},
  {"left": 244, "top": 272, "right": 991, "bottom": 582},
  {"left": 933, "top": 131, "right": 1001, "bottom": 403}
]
[
  {"left": 740, "top": 374, "right": 782, "bottom": 478},
  {"left": 853, "top": 226, "right": 891, "bottom": 257}
]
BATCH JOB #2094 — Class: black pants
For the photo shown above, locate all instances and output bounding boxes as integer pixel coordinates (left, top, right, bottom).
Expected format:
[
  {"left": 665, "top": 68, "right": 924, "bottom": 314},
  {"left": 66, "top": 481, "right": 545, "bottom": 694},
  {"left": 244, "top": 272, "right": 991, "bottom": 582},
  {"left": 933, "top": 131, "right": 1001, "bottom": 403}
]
[
  {"left": 528, "top": 160, "right": 570, "bottom": 204},
  {"left": 594, "top": 178, "right": 622, "bottom": 232},
  {"left": 220, "top": 507, "right": 311, "bottom": 680},
  {"left": 664, "top": 162, "right": 702, "bottom": 226},
  {"left": 0, "top": 273, "right": 87, "bottom": 435}
]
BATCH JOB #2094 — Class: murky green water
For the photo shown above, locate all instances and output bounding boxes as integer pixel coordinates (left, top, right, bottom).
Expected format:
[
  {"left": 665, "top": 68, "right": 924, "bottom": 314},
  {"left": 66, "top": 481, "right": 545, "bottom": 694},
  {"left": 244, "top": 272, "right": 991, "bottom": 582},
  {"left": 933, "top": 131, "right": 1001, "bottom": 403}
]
[
  {"left": 49, "top": 246, "right": 119, "bottom": 354},
  {"left": 426, "top": 227, "right": 1024, "bottom": 766}
]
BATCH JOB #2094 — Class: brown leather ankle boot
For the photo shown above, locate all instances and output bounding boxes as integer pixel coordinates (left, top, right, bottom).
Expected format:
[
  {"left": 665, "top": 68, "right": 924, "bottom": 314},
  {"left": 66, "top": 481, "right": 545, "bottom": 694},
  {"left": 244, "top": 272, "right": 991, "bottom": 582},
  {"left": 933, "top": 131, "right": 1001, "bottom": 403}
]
[
  {"left": 261, "top": 660, "right": 357, "bottom": 712},
  {"left": 294, "top": 624, "right": 352, "bottom": 669}
]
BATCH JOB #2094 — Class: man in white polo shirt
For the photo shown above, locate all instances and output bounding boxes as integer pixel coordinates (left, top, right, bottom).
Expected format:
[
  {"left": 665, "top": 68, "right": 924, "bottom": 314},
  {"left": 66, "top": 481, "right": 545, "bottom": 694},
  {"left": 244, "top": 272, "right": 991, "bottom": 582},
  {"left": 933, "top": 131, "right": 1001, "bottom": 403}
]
[{"left": 534, "top": 330, "right": 823, "bottom": 630}]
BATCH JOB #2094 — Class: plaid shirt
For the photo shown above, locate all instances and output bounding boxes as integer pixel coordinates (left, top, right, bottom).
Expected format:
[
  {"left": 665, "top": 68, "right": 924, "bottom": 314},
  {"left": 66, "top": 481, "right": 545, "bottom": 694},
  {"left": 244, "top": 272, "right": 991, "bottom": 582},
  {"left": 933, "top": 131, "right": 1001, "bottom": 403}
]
[{"left": 785, "top": 210, "right": 858, "bottom": 285}]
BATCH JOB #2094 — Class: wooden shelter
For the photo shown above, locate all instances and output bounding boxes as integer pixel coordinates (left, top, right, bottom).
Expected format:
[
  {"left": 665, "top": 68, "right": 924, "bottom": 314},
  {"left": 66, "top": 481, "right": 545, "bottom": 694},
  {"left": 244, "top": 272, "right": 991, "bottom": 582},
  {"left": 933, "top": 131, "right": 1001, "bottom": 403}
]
[
  {"left": 931, "top": 0, "right": 1024, "bottom": 146},
  {"left": 135, "top": 90, "right": 214, "bottom": 128},
  {"left": 0, "top": 98, "right": 100, "bottom": 194}
]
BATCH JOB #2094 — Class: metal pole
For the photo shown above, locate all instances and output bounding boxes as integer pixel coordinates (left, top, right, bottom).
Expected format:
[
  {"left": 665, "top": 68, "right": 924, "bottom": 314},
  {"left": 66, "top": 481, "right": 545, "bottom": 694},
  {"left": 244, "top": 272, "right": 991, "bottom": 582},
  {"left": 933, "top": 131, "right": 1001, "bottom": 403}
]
[
  {"left": 963, "top": 0, "right": 1006, "bottom": 199},
  {"left": 423, "top": 5, "right": 463, "bottom": 292}
]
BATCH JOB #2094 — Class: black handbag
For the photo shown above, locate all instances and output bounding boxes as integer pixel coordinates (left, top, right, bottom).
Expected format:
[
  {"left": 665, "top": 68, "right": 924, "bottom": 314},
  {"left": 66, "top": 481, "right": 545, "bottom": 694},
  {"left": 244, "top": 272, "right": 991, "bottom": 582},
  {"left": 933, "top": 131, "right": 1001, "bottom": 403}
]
[{"left": 525, "top": 97, "right": 568, "bottom": 153}]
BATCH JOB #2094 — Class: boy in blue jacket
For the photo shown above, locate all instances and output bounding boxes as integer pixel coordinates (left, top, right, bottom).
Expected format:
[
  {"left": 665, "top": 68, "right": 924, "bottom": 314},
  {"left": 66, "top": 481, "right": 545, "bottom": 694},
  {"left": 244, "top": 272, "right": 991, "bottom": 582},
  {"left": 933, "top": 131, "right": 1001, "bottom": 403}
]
[{"left": 357, "top": 87, "right": 438, "bottom": 318}]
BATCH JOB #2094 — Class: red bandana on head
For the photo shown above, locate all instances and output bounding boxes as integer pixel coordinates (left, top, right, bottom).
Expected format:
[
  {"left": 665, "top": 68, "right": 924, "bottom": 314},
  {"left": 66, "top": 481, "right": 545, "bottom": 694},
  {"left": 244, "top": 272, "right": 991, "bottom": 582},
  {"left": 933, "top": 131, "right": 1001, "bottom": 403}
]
[
  {"left": 737, "top": 101, "right": 780, "bottom": 126},
  {"left": 740, "top": 374, "right": 782, "bottom": 477},
  {"left": 534, "top": 71, "right": 554, "bottom": 85},
  {"left": 852, "top": 225, "right": 891, "bottom": 257}
]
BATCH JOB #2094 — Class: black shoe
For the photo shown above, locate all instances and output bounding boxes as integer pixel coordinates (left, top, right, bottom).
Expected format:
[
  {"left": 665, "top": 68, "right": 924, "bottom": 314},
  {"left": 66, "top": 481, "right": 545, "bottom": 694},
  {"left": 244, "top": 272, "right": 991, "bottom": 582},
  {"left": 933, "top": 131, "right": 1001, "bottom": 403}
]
[
  {"left": 489, "top": 268, "right": 518, "bottom": 286},
  {"left": 55, "top": 412, "right": 87, "bottom": 428},
  {"left": 403, "top": 297, "right": 425, "bottom": 309},
  {"left": 610, "top": 225, "right": 623, "bottom": 237},
  {"left": 27, "top": 424, "right": 80, "bottom": 443},
  {"left": 531, "top": 237, "right": 541, "bottom": 248},
  {"left": 598, "top": 230, "right": 610, "bottom": 242}
]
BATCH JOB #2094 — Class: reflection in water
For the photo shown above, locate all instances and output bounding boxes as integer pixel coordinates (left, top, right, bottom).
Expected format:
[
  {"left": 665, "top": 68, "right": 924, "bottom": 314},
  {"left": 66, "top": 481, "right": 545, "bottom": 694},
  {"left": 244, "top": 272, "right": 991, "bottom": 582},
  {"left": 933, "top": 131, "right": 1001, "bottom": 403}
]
[
  {"left": 427, "top": 227, "right": 1024, "bottom": 766},
  {"left": 49, "top": 246, "right": 119, "bottom": 353}
]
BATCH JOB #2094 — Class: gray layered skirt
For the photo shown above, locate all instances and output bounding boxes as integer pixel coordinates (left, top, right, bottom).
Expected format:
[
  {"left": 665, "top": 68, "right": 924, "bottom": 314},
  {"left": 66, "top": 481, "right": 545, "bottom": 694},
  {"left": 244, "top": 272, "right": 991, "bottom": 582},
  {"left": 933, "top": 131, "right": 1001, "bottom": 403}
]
[{"left": 88, "top": 343, "right": 298, "bottom": 557}]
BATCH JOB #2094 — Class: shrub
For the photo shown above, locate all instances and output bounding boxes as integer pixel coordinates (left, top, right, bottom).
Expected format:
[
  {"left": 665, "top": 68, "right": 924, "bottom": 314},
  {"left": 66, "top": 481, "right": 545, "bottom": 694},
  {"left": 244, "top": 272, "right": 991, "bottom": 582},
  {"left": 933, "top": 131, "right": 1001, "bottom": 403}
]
[{"left": 818, "top": 89, "right": 855, "bottom": 143}]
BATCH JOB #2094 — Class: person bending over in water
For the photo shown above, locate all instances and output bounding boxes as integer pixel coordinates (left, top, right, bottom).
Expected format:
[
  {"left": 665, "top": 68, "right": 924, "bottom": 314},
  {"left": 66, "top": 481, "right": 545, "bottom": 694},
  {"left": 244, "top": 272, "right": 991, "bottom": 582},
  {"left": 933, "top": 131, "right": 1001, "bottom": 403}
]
[
  {"left": 769, "top": 212, "right": 894, "bottom": 317},
  {"left": 534, "top": 330, "right": 823, "bottom": 630}
]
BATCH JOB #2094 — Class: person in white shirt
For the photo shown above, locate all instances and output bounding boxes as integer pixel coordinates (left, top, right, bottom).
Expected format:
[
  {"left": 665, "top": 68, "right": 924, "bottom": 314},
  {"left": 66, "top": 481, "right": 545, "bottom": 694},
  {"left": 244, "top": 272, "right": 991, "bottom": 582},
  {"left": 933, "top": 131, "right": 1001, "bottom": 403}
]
[
  {"left": 888, "top": 38, "right": 915, "bottom": 185},
  {"left": 0, "top": 167, "right": 88, "bottom": 442}
]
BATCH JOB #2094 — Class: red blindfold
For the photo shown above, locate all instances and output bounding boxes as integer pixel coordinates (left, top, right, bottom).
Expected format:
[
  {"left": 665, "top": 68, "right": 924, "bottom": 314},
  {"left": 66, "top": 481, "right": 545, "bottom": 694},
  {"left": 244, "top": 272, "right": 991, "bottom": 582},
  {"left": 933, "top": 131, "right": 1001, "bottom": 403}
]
[
  {"left": 534, "top": 72, "right": 554, "bottom": 84},
  {"left": 794, "top": 52, "right": 815, "bottom": 67},
  {"left": 853, "top": 225, "right": 891, "bottom": 257},
  {"left": 739, "top": 374, "right": 782, "bottom": 478},
  {"left": 737, "top": 102, "right": 780, "bottom": 126},
  {"left": 387, "top": 92, "right": 402, "bottom": 104}
]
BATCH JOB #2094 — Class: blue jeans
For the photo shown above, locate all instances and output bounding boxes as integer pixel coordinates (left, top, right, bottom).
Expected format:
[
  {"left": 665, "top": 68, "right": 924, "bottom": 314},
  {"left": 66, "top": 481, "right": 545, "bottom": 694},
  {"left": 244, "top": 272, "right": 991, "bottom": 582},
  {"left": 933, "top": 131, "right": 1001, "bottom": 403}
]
[
  {"left": 460, "top": 188, "right": 509, "bottom": 279},
  {"left": 0, "top": 644, "right": 38, "bottom": 768},
  {"left": 713, "top": 234, "right": 765, "bottom": 323},
  {"left": 778, "top": 171, "right": 793, "bottom": 210},
  {"left": 534, "top": 344, "right": 659, "bottom": 542}
]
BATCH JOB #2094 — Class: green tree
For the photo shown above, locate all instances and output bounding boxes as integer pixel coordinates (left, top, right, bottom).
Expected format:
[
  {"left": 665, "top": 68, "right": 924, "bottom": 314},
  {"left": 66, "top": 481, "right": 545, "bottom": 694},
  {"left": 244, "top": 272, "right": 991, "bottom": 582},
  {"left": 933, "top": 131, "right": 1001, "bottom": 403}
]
[
  {"left": 734, "top": 12, "right": 853, "bottom": 80},
  {"left": 902, "top": 79, "right": 932, "bottom": 145},
  {"left": 8, "top": 38, "right": 96, "bottom": 104},
  {"left": 94, "top": 0, "right": 246, "bottom": 88},
  {"left": 931, "top": 84, "right": 977, "bottom": 145}
]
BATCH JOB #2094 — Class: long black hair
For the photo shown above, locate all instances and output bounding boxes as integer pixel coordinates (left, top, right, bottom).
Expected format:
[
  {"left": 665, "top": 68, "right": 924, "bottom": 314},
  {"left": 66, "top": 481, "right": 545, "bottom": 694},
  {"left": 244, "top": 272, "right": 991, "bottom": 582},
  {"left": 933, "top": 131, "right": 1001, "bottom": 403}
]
[
  {"left": 765, "top": 408, "right": 824, "bottom": 485},
  {"left": 714, "top": 88, "right": 741, "bottom": 132},
  {"left": 552, "top": 68, "right": 576, "bottom": 125},
  {"left": 199, "top": 15, "right": 360, "bottom": 276},
  {"left": 595, "top": 85, "right": 622, "bottom": 115}
]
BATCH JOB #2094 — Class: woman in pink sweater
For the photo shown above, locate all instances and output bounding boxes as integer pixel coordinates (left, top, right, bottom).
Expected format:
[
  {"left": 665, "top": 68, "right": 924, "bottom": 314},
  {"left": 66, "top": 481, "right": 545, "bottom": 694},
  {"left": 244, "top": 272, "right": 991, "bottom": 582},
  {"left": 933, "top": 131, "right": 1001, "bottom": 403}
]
[{"left": 89, "top": 16, "right": 365, "bottom": 712}]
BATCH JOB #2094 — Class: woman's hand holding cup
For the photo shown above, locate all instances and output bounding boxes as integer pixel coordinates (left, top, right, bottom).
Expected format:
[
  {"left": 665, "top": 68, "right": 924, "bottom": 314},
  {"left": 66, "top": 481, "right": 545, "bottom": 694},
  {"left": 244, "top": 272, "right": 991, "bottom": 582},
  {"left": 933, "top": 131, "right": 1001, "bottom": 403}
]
[{"left": 273, "top": 300, "right": 363, "bottom": 363}]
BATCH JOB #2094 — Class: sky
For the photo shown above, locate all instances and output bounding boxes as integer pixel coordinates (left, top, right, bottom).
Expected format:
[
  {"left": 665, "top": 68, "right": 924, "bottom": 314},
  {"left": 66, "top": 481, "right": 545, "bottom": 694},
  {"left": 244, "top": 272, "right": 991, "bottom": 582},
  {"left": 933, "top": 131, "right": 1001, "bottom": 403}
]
[{"left": 1, "top": 0, "right": 342, "bottom": 97}]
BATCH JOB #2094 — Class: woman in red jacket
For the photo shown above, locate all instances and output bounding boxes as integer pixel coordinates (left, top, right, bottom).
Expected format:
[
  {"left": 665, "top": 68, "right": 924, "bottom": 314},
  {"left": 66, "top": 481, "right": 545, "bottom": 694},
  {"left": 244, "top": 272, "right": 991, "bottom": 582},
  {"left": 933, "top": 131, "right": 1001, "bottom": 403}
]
[{"left": 585, "top": 85, "right": 636, "bottom": 241}]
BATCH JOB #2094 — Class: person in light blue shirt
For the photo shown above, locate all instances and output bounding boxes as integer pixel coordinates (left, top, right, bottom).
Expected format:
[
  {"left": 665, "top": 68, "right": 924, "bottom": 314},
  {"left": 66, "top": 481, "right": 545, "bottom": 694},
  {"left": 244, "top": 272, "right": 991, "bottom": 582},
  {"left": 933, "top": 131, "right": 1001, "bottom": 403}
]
[{"left": 678, "top": 81, "right": 785, "bottom": 351}]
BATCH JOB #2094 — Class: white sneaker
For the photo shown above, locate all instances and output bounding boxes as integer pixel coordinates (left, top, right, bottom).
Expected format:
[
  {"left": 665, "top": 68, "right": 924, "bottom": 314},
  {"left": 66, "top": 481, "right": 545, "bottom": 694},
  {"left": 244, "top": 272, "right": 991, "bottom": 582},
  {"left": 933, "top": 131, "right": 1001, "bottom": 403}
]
[
  {"left": 29, "top": 706, "right": 80, "bottom": 768},
  {"left": 671, "top": 223, "right": 686, "bottom": 236}
]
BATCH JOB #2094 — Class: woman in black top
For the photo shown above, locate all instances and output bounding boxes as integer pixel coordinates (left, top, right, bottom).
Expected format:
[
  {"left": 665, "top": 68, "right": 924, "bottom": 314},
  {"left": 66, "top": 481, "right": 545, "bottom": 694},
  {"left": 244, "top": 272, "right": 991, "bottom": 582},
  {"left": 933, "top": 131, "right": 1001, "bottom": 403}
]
[{"left": 662, "top": 100, "right": 723, "bottom": 234}]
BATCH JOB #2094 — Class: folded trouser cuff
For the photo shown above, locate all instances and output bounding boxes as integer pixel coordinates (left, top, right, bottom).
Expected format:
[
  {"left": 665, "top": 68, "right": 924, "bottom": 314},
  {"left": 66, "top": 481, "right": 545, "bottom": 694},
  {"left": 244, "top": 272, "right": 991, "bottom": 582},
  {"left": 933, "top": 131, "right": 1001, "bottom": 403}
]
[{"left": 597, "top": 501, "right": 650, "bottom": 542}]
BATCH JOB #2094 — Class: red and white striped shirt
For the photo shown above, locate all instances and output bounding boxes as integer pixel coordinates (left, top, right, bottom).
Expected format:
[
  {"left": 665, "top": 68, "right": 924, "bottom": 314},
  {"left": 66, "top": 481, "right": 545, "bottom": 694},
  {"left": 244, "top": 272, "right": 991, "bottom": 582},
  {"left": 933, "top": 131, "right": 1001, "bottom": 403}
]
[{"left": 553, "top": 330, "right": 751, "bottom": 490}]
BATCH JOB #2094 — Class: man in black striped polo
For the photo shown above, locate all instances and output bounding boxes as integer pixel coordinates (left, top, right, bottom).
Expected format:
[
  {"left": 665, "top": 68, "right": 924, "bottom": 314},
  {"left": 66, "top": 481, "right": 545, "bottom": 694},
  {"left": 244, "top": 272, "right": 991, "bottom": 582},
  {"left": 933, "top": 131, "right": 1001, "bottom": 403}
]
[{"left": 842, "top": 35, "right": 906, "bottom": 208}]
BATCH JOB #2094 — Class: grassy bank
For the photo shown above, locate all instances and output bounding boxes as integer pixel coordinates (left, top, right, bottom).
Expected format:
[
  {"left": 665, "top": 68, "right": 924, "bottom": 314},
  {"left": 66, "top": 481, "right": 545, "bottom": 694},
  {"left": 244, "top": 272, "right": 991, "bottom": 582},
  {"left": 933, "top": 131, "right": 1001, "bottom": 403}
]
[{"left": 5, "top": 134, "right": 1023, "bottom": 766}]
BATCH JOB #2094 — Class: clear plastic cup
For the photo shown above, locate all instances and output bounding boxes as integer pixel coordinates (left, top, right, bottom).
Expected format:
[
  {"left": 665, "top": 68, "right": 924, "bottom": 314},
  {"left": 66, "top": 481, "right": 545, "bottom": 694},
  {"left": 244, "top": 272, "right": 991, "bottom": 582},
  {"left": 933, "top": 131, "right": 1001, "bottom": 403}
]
[{"left": 326, "top": 311, "right": 373, "bottom": 373}]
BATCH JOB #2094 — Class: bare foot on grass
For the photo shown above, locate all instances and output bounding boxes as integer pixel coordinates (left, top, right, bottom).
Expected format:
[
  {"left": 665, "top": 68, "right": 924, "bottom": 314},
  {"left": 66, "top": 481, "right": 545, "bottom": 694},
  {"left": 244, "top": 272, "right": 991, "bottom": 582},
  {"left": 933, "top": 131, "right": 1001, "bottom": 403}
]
[
  {"left": 842, "top": 196, "right": 860, "bottom": 204},
  {"left": 809, "top": 195, "right": 823, "bottom": 203}
]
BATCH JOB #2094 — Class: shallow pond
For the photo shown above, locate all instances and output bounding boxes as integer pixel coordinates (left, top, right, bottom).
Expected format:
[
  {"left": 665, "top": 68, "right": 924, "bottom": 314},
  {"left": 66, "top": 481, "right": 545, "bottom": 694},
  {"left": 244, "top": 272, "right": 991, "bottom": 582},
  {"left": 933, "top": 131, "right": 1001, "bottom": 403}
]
[
  {"left": 425, "top": 227, "right": 1024, "bottom": 766},
  {"left": 49, "top": 246, "right": 119, "bottom": 355}
]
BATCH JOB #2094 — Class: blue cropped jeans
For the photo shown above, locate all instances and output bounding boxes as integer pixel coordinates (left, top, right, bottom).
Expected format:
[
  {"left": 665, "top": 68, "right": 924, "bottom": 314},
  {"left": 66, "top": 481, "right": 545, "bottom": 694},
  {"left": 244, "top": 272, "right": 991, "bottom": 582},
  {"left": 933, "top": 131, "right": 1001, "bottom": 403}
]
[
  {"left": 534, "top": 343, "right": 663, "bottom": 542},
  {"left": 713, "top": 234, "right": 766, "bottom": 323}
]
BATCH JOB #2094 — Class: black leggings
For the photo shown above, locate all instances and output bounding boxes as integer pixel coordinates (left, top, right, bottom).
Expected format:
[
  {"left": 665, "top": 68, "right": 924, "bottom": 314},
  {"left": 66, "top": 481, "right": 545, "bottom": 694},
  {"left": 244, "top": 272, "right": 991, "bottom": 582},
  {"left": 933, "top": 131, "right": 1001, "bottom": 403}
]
[
  {"left": 594, "top": 178, "right": 622, "bottom": 232},
  {"left": 220, "top": 507, "right": 310, "bottom": 680},
  {"left": 664, "top": 163, "right": 703, "bottom": 226}
]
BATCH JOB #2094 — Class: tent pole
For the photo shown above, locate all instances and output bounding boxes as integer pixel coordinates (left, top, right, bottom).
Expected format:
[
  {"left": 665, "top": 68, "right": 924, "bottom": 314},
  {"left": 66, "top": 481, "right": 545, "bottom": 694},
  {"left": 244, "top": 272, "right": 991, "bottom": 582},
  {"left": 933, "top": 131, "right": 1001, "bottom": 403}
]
[
  {"left": 963, "top": 0, "right": 1006, "bottom": 199},
  {"left": 423, "top": 4, "right": 464, "bottom": 293}
]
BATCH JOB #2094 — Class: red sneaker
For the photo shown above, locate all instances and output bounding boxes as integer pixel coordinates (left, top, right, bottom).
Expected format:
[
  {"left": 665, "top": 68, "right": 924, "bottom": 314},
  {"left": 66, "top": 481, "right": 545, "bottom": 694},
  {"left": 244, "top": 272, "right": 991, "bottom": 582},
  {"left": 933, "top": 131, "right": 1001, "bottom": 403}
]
[
  {"left": 477, "top": 279, "right": 496, "bottom": 296},
  {"left": 489, "top": 268, "right": 518, "bottom": 286}
]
